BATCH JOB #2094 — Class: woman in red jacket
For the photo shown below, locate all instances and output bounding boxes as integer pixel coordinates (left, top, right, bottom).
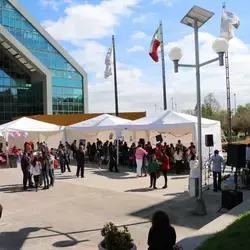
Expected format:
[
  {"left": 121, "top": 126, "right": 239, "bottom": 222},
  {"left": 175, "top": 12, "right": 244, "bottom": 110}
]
[{"left": 160, "top": 151, "right": 170, "bottom": 189}]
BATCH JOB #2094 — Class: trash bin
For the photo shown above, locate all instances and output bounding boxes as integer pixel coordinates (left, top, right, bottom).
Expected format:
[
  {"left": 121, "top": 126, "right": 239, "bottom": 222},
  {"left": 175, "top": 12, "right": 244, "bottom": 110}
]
[
  {"left": 189, "top": 177, "right": 199, "bottom": 197},
  {"left": 9, "top": 155, "right": 18, "bottom": 168}
]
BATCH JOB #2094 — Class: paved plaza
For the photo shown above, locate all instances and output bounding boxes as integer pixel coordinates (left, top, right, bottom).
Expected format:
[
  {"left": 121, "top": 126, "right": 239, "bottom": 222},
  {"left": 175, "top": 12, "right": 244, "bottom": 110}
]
[{"left": 0, "top": 163, "right": 244, "bottom": 250}]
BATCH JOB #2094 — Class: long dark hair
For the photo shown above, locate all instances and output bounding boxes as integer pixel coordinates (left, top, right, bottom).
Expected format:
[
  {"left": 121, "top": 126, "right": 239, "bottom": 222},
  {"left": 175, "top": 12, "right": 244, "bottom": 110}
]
[
  {"left": 33, "top": 156, "right": 38, "bottom": 166},
  {"left": 152, "top": 211, "right": 170, "bottom": 230}
]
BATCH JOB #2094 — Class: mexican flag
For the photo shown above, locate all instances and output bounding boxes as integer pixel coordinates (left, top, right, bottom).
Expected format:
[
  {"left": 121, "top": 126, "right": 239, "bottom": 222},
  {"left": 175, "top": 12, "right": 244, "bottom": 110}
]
[{"left": 149, "top": 26, "right": 161, "bottom": 62}]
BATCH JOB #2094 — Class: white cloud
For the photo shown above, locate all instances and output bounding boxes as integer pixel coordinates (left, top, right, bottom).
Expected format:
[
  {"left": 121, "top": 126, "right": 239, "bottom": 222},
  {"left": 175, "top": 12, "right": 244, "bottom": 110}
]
[
  {"left": 127, "top": 45, "right": 145, "bottom": 52},
  {"left": 133, "top": 15, "right": 146, "bottom": 23},
  {"left": 164, "top": 32, "right": 250, "bottom": 109},
  {"left": 69, "top": 32, "right": 250, "bottom": 114},
  {"left": 40, "top": 0, "right": 72, "bottom": 11},
  {"left": 42, "top": 0, "right": 139, "bottom": 42},
  {"left": 131, "top": 31, "right": 148, "bottom": 40},
  {"left": 151, "top": 0, "right": 173, "bottom": 7}
]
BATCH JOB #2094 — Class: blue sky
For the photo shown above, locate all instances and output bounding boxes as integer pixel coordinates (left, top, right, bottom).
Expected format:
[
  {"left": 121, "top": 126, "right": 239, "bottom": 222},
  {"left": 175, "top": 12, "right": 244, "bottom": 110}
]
[{"left": 18, "top": 0, "right": 250, "bottom": 113}]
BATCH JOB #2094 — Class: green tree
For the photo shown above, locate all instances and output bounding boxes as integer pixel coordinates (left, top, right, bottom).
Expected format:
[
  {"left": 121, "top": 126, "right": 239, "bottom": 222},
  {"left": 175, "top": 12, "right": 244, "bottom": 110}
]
[
  {"left": 232, "top": 111, "right": 250, "bottom": 136},
  {"left": 202, "top": 93, "right": 220, "bottom": 119}
]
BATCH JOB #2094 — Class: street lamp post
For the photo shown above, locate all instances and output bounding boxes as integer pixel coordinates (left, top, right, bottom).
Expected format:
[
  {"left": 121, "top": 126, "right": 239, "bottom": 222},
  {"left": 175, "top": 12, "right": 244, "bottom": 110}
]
[{"left": 168, "top": 6, "right": 229, "bottom": 216}]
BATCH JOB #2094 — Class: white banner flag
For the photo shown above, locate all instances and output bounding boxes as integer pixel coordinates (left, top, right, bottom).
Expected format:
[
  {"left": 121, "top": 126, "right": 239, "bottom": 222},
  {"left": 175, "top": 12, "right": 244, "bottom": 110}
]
[
  {"left": 220, "top": 9, "right": 240, "bottom": 41},
  {"left": 104, "top": 46, "right": 113, "bottom": 79}
]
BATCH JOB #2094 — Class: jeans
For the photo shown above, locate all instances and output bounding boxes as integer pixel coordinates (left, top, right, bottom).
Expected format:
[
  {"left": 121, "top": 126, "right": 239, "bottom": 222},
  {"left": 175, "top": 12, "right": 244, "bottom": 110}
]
[
  {"left": 34, "top": 175, "right": 40, "bottom": 190},
  {"left": 175, "top": 160, "right": 182, "bottom": 175},
  {"left": 136, "top": 159, "right": 143, "bottom": 176},
  {"left": 150, "top": 172, "right": 157, "bottom": 188},
  {"left": 43, "top": 170, "right": 49, "bottom": 187},
  {"left": 213, "top": 171, "right": 222, "bottom": 191},
  {"left": 76, "top": 164, "right": 84, "bottom": 177},
  {"left": 49, "top": 169, "right": 54, "bottom": 186},
  {"left": 162, "top": 169, "right": 168, "bottom": 187},
  {"left": 60, "top": 161, "right": 65, "bottom": 173},
  {"left": 65, "top": 161, "right": 71, "bottom": 172},
  {"left": 22, "top": 168, "right": 29, "bottom": 189}
]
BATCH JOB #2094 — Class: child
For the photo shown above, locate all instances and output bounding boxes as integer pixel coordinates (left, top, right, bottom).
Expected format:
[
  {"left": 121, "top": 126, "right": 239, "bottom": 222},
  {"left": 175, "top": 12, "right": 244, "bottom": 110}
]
[
  {"left": 148, "top": 154, "right": 160, "bottom": 189},
  {"left": 30, "top": 157, "right": 41, "bottom": 192}
]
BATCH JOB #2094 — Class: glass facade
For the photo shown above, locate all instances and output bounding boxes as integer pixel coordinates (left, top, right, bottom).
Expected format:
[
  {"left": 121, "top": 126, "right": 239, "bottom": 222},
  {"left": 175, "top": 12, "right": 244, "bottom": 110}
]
[
  {"left": 0, "top": 0, "right": 84, "bottom": 119},
  {"left": 0, "top": 46, "right": 43, "bottom": 124}
]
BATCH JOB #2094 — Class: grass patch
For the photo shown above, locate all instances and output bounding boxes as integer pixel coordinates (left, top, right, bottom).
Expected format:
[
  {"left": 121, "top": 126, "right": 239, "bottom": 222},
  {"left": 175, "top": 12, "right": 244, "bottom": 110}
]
[{"left": 196, "top": 210, "right": 250, "bottom": 250}]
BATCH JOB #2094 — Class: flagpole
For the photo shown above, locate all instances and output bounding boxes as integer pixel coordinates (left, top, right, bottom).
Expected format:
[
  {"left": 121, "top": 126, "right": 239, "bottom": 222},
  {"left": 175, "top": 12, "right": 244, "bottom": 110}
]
[
  {"left": 222, "top": 1, "right": 232, "bottom": 143},
  {"left": 159, "top": 20, "right": 167, "bottom": 110},
  {"left": 112, "top": 35, "right": 119, "bottom": 117}
]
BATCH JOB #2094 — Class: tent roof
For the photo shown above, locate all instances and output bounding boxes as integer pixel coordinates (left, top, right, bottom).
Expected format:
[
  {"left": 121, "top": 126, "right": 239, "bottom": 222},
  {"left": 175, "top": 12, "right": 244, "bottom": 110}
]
[
  {"left": 67, "top": 114, "right": 133, "bottom": 131},
  {"left": 127, "top": 110, "right": 220, "bottom": 130},
  {"left": 0, "top": 117, "right": 64, "bottom": 132}
]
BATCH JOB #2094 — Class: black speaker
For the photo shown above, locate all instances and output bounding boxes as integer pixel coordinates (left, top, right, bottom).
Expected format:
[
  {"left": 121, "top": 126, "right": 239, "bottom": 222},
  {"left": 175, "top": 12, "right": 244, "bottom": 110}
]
[
  {"left": 221, "top": 190, "right": 243, "bottom": 210},
  {"left": 205, "top": 134, "right": 214, "bottom": 147},
  {"left": 227, "top": 144, "right": 246, "bottom": 168},
  {"left": 156, "top": 134, "right": 163, "bottom": 143},
  {"left": 139, "top": 138, "right": 145, "bottom": 145}
]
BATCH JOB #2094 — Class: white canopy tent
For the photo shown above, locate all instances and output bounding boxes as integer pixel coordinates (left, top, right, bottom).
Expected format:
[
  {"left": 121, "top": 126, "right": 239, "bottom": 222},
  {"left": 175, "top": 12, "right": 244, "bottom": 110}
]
[
  {"left": 66, "top": 114, "right": 133, "bottom": 143},
  {"left": 66, "top": 114, "right": 134, "bottom": 164},
  {"left": 0, "top": 117, "right": 65, "bottom": 151},
  {"left": 125, "top": 110, "right": 222, "bottom": 160}
]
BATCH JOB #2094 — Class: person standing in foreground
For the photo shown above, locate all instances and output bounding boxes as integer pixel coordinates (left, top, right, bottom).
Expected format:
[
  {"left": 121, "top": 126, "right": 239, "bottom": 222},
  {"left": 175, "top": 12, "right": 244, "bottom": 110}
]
[
  {"left": 76, "top": 145, "right": 85, "bottom": 178},
  {"left": 148, "top": 210, "right": 176, "bottom": 250},
  {"left": 148, "top": 154, "right": 159, "bottom": 189},
  {"left": 135, "top": 143, "right": 148, "bottom": 177},
  {"left": 209, "top": 150, "right": 225, "bottom": 192}
]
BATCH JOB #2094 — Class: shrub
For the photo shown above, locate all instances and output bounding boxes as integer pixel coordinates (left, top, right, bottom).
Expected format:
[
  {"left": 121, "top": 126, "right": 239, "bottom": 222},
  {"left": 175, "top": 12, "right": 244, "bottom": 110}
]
[{"left": 101, "top": 222, "right": 134, "bottom": 250}]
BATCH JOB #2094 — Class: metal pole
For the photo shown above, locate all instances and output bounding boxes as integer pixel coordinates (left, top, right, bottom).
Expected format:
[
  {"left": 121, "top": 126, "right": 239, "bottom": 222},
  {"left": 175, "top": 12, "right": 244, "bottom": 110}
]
[
  {"left": 234, "top": 93, "right": 237, "bottom": 115},
  {"left": 222, "top": 2, "right": 232, "bottom": 142},
  {"left": 159, "top": 20, "right": 167, "bottom": 110},
  {"left": 171, "top": 97, "right": 174, "bottom": 111},
  {"left": 194, "top": 20, "right": 207, "bottom": 215},
  {"left": 175, "top": 103, "right": 177, "bottom": 112},
  {"left": 112, "top": 35, "right": 119, "bottom": 117}
]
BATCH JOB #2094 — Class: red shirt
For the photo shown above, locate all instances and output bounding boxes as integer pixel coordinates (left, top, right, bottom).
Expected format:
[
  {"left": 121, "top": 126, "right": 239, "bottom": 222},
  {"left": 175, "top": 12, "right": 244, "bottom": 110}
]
[
  {"left": 160, "top": 155, "right": 170, "bottom": 170},
  {"left": 155, "top": 150, "right": 162, "bottom": 159},
  {"left": 38, "top": 156, "right": 44, "bottom": 164},
  {"left": 12, "top": 148, "right": 19, "bottom": 155}
]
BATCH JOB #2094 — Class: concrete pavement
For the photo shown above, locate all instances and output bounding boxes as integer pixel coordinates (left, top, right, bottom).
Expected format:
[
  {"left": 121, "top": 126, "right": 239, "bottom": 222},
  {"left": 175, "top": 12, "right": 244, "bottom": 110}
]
[{"left": 0, "top": 163, "right": 245, "bottom": 250}]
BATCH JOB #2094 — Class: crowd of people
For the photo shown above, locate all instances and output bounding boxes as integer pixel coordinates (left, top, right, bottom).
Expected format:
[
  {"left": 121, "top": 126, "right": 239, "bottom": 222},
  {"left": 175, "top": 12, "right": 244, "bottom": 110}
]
[
  {"left": 81, "top": 138, "right": 196, "bottom": 189},
  {"left": 10, "top": 138, "right": 198, "bottom": 192}
]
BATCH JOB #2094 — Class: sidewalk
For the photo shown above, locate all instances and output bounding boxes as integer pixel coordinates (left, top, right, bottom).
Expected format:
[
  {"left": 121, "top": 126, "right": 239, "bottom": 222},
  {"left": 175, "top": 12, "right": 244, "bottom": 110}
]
[{"left": 0, "top": 163, "right": 249, "bottom": 249}]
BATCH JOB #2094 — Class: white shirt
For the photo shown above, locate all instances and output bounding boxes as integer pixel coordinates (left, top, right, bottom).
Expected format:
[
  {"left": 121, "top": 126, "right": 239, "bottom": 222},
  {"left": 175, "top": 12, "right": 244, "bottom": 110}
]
[
  {"left": 189, "top": 159, "right": 198, "bottom": 169},
  {"left": 189, "top": 159, "right": 200, "bottom": 178},
  {"left": 49, "top": 155, "right": 55, "bottom": 169},
  {"left": 174, "top": 151, "right": 183, "bottom": 161},
  {"left": 30, "top": 162, "right": 41, "bottom": 176},
  {"left": 209, "top": 154, "right": 225, "bottom": 172}
]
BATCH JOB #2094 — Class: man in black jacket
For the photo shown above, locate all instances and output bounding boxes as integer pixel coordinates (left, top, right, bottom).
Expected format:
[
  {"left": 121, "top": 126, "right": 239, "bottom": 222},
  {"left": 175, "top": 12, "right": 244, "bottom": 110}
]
[
  {"left": 21, "top": 153, "right": 30, "bottom": 190},
  {"left": 76, "top": 145, "right": 85, "bottom": 178}
]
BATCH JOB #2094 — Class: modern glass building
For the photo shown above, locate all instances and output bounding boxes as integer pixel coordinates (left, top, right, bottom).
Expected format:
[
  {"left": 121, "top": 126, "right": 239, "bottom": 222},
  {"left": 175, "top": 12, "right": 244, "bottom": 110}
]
[{"left": 0, "top": 0, "right": 88, "bottom": 124}]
